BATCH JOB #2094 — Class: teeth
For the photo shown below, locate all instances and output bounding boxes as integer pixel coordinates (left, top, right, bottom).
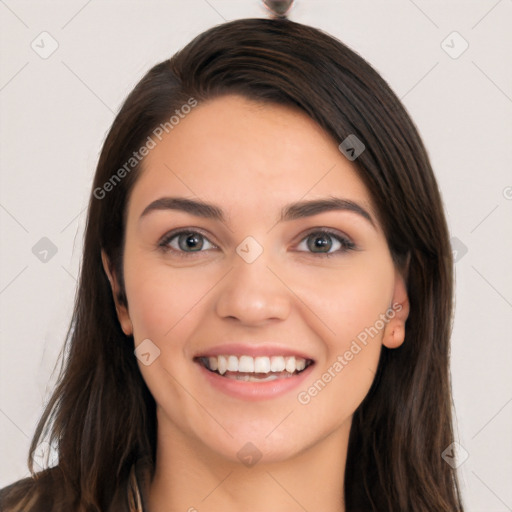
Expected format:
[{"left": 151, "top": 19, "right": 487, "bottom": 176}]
[
  {"left": 295, "top": 358, "right": 306, "bottom": 371},
  {"left": 254, "top": 356, "right": 271, "bottom": 373},
  {"left": 226, "top": 373, "right": 294, "bottom": 382},
  {"left": 270, "top": 356, "right": 285, "bottom": 372},
  {"left": 227, "top": 355, "right": 238, "bottom": 371},
  {"left": 201, "top": 355, "right": 310, "bottom": 375},
  {"left": 218, "top": 355, "right": 227, "bottom": 375},
  {"left": 238, "top": 355, "right": 254, "bottom": 372},
  {"left": 285, "top": 356, "right": 296, "bottom": 373}
]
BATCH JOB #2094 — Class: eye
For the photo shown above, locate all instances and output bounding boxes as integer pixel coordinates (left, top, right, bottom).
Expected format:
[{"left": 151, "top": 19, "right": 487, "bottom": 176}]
[
  {"left": 296, "top": 229, "right": 356, "bottom": 257},
  {"left": 159, "top": 229, "right": 217, "bottom": 256}
]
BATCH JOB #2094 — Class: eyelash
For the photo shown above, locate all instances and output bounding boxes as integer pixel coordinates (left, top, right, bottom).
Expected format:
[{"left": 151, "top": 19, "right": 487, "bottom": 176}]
[{"left": 158, "top": 228, "right": 356, "bottom": 259}]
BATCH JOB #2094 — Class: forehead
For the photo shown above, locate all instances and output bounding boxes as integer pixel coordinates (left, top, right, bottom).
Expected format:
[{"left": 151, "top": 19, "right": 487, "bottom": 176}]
[{"left": 127, "top": 94, "right": 376, "bottom": 225}]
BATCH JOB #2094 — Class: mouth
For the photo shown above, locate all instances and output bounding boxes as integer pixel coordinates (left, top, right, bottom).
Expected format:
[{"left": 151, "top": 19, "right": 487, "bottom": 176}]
[{"left": 194, "top": 355, "right": 315, "bottom": 382}]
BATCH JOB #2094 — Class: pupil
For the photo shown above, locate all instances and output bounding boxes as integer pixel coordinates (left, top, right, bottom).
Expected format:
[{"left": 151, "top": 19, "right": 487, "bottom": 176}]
[
  {"left": 309, "top": 234, "right": 331, "bottom": 252},
  {"left": 180, "top": 233, "right": 202, "bottom": 251}
]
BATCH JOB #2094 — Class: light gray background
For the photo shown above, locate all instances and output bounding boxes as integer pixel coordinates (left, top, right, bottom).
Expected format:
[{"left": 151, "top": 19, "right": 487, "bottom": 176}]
[{"left": 1, "top": 1, "right": 511, "bottom": 510}]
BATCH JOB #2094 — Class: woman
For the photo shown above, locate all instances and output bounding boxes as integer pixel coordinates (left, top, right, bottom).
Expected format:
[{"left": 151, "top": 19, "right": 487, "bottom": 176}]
[{"left": 0, "top": 17, "right": 464, "bottom": 511}]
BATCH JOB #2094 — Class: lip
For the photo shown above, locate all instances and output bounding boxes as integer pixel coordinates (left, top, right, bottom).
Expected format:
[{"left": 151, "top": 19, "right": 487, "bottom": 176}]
[
  {"left": 194, "top": 343, "right": 314, "bottom": 361},
  {"left": 195, "top": 359, "right": 315, "bottom": 401}
]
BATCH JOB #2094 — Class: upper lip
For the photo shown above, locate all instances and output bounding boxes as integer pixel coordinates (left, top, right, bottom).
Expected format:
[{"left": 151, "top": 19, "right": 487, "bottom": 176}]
[{"left": 194, "top": 343, "right": 315, "bottom": 361}]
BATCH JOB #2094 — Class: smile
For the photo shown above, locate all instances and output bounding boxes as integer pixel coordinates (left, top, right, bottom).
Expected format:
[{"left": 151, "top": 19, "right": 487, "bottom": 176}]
[{"left": 195, "top": 355, "right": 314, "bottom": 382}]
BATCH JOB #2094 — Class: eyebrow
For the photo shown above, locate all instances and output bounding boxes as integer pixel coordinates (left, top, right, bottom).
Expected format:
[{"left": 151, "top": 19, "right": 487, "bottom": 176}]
[{"left": 139, "top": 196, "right": 376, "bottom": 228}]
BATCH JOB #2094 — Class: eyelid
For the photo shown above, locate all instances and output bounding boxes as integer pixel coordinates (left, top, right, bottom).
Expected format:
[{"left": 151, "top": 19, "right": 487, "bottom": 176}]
[
  {"left": 294, "top": 227, "right": 356, "bottom": 255},
  {"left": 298, "top": 226, "right": 353, "bottom": 242},
  {"left": 157, "top": 226, "right": 357, "bottom": 258},
  {"left": 158, "top": 227, "right": 219, "bottom": 256}
]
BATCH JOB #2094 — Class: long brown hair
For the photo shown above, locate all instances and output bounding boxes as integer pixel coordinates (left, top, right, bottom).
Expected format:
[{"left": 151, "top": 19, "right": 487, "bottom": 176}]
[{"left": 2, "top": 18, "right": 463, "bottom": 511}]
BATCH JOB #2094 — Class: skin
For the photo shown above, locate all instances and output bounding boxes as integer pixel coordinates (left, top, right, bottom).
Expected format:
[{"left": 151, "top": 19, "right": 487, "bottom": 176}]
[{"left": 103, "top": 94, "right": 409, "bottom": 511}]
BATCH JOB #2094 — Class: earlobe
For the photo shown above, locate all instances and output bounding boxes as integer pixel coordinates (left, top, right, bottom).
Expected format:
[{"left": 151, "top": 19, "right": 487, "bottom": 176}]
[
  {"left": 101, "top": 250, "right": 133, "bottom": 336},
  {"left": 382, "top": 267, "right": 410, "bottom": 349},
  {"left": 384, "top": 324, "right": 405, "bottom": 349}
]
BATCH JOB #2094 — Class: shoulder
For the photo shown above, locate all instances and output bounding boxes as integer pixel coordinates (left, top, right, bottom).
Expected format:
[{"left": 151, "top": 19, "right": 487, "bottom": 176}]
[{"left": 0, "top": 467, "right": 69, "bottom": 512}]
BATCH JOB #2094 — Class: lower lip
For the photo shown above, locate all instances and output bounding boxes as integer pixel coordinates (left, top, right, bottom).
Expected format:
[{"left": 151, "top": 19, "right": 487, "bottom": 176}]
[{"left": 196, "top": 361, "right": 315, "bottom": 401}]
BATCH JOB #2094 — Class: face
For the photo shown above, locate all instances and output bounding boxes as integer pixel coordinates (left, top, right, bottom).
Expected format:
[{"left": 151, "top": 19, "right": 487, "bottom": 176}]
[{"left": 104, "top": 94, "right": 409, "bottom": 465}]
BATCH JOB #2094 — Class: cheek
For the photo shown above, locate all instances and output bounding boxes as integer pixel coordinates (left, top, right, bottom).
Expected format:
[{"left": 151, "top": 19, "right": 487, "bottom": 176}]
[
  {"left": 124, "top": 265, "right": 200, "bottom": 340},
  {"left": 122, "top": 257, "right": 211, "bottom": 411},
  {"left": 122, "top": 245, "right": 222, "bottom": 354},
  {"left": 286, "top": 250, "right": 395, "bottom": 344},
  {"left": 292, "top": 253, "right": 394, "bottom": 414}
]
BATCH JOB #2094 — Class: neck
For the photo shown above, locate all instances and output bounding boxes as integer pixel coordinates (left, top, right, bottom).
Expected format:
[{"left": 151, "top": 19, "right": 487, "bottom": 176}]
[{"left": 147, "top": 409, "right": 348, "bottom": 512}]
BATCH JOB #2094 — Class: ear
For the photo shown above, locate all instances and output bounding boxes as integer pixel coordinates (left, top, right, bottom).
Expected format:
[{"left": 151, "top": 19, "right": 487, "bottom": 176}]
[
  {"left": 101, "top": 250, "right": 133, "bottom": 336},
  {"left": 382, "top": 263, "right": 410, "bottom": 349}
]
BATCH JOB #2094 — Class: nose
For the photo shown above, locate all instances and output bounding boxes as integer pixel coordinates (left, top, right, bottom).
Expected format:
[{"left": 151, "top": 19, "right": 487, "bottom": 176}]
[{"left": 215, "top": 248, "right": 291, "bottom": 326}]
